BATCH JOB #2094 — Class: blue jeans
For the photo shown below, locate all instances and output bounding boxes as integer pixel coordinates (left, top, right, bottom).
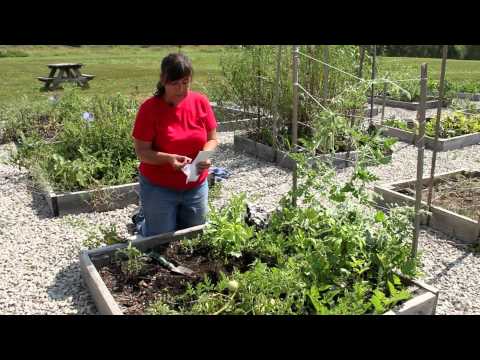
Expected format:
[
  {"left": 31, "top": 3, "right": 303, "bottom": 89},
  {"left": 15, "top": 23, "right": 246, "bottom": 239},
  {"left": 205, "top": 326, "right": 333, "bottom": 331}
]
[{"left": 136, "top": 174, "right": 209, "bottom": 237}]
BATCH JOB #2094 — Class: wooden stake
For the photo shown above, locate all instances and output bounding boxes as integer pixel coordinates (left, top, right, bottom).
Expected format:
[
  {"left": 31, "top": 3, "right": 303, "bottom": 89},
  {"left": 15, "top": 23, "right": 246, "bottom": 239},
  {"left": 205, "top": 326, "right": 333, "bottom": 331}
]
[
  {"left": 477, "top": 214, "right": 480, "bottom": 241},
  {"left": 412, "top": 63, "right": 428, "bottom": 258},
  {"left": 427, "top": 45, "right": 448, "bottom": 212},
  {"left": 272, "top": 45, "right": 282, "bottom": 149},
  {"left": 358, "top": 46, "right": 365, "bottom": 78},
  {"left": 256, "top": 48, "right": 261, "bottom": 130},
  {"left": 381, "top": 82, "right": 387, "bottom": 123},
  {"left": 322, "top": 45, "right": 329, "bottom": 100},
  {"left": 292, "top": 45, "right": 300, "bottom": 207},
  {"left": 369, "top": 45, "right": 376, "bottom": 125}
]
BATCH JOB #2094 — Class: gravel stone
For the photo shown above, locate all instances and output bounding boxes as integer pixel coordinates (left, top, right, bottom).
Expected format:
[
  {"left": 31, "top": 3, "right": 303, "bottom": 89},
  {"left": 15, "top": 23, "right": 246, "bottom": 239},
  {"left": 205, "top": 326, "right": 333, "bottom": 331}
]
[{"left": 1, "top": 122, "right": 479, "bottom": 315}]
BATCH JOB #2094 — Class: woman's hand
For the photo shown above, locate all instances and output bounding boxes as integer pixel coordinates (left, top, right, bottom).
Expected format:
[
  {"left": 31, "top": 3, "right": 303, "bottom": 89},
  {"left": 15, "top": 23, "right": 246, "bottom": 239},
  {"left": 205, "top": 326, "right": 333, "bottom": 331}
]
[
  {"left": 197, "top": 158, "right": 212, "bottom": 171},
  {"left": 169, "top": 154, "right": 192, "bottom": 171}
]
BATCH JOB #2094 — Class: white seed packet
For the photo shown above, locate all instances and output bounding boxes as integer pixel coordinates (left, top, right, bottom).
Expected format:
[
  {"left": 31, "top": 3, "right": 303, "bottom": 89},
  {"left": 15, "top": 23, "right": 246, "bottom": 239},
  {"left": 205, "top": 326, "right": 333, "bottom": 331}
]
[{"left": 181, "top": 150, "right": 214, "bottom": 183}]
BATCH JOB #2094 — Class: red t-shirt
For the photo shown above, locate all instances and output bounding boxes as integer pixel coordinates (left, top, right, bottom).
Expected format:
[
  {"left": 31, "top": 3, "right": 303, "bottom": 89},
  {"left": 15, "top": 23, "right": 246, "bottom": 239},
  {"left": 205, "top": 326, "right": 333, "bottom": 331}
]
[{"left": 132, "top": 91, "right": 217, "bottom": 191}]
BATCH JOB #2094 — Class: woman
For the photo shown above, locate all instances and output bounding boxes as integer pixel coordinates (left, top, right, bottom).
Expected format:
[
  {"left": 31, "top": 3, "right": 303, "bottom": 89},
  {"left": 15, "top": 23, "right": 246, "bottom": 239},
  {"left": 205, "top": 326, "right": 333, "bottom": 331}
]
[{"left": 132, "top": 53, "right": 218, "bottom": 236}]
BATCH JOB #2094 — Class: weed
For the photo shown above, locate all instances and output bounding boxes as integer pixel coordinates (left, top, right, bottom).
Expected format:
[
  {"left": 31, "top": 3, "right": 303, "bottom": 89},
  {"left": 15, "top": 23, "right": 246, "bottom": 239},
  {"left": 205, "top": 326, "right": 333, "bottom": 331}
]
[{"left": 115, "top": 242, "right": 148, "bottom": 279}]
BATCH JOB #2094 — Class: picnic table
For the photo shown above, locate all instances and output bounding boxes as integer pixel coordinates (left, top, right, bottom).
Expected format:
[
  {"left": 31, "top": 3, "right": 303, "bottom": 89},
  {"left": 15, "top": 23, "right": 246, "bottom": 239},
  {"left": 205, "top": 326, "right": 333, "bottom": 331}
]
[{"left": 37, "top": 63, "right": 95, "bottom": 90}]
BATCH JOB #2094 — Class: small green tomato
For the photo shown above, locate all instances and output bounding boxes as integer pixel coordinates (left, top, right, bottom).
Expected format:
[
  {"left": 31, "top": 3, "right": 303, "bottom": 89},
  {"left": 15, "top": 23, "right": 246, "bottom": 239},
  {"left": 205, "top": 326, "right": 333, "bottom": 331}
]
[{"left": 227, "top": 280, "right": 239, "bottom": 292}]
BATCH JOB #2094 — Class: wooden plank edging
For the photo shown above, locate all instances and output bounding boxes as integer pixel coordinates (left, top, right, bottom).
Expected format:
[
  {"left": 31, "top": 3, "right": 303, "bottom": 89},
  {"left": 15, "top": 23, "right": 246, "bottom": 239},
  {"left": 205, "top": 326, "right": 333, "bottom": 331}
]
[
  {"left": 373, "top": 169, "right": 480, "bottom": 243},
  {"left": 377, "top": 125, "right": 480, "bottom": 151},
  {"left": 80, "top": 224, "right": 438, "bottom": 315},
  {"left": 371, "top": 96, "right": 441, "bottom": 110},
  {"left": 79, "top": 225, "right": 206, "bottom": 315},
  {"left": 233, "top": 134, "right": 359, "bottom": 170}
]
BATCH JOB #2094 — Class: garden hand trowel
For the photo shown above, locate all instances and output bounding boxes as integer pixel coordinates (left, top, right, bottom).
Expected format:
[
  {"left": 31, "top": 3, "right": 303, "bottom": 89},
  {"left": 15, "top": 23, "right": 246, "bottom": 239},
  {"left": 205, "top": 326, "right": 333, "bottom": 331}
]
[{"left": 147, "top": 251, "right": 194, "bottom": 276}]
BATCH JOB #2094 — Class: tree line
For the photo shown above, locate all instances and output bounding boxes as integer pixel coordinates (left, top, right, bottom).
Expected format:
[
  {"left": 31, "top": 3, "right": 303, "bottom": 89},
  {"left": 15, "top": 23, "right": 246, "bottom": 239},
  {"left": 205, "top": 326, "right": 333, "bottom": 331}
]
[{"left": 371, "top": 45, "right": 480, "bottom": 60}]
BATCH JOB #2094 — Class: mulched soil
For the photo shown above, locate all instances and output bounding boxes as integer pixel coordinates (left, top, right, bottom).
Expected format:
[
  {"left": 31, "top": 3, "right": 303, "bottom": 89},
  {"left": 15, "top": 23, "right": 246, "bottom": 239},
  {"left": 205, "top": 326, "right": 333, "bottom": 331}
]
[
  {"left": 98, "top": 240, "right": 263, "bottom": 315},
  {"left": 398, "top": 172, "right": 480, "bottom": 220}
]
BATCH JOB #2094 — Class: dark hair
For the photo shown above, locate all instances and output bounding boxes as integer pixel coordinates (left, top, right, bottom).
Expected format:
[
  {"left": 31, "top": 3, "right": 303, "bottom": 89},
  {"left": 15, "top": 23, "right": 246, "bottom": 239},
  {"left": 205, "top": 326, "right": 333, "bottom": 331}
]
[{"left": 154, "top": 53, "right": 193, "bottom": 97}]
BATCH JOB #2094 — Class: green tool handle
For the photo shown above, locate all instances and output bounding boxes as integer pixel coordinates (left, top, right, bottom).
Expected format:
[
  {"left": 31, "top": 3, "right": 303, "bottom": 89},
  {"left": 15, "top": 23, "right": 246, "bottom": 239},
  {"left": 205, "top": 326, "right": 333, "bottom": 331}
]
[{"left": 149, "top": 251, "right": 174, "bottom": 270}]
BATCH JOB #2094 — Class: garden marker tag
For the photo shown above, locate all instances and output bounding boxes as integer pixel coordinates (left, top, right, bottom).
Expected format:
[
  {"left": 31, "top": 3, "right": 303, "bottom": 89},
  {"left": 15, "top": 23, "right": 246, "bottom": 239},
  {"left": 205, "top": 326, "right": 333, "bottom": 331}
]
[{"left": 182, "top": 150, "right": 214, "bottom": 183}]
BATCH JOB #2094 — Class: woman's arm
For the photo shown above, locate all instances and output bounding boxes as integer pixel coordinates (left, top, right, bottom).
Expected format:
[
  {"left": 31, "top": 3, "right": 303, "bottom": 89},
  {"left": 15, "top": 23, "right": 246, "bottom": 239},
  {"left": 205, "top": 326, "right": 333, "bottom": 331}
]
[
  {"left": 203, "top": 129, "right": 218, "bottom": 151},
  {"left": 133, "top": 138, "right": 191, "bottom": 170}
]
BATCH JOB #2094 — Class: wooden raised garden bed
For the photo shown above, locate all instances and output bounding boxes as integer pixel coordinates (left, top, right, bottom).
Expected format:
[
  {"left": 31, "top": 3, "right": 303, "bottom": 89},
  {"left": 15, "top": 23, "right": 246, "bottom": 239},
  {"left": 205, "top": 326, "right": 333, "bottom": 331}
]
[
  {"left": 376, "top": 125, "right": 480, "bottom": 151},
  {"left": 211, "top": 103, "right": 377, "bottom": 132},
  {"left": 42, "top": 181, "right": 140, "bottom": 217},
  {"left": 79, "top": 225, "right": 205, "bottom": 315},
  {"left": 10, "top": 127, "right": 217, "bottom": 217},
  {"left": 211, "top": 102, "right": 268, "bottom": 132},
  {"left": 79, "top": 224, "right": 439, "bottom": 315},
  {"left": 8, "top": 143, "right": 140, "bottom": 217},
  {"left": 234, "top": 134, "right": 376, "bottom": 170},
  {"left": 374, "top": 169, "right": 480, "bottom": 244},
  {"left": 26, "top": 154, "right": 214, "bottom": 216},
  {"left": 371, "top": 96, "right": 441, "bottom": 111},
  {"left": 364, "top": 106, "right": 379, "bottom": 117},
  {"left": 457, "top": 92, "right": 480, "bottom": 101},
  {"left": 40, "top": 174, "right": 215, "bottom": 217}
]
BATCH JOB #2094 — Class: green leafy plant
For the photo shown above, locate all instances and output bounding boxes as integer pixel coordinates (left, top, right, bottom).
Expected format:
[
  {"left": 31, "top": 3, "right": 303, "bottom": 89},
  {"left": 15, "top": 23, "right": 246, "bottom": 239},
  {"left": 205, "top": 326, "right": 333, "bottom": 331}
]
[
  {"left": 425, "top": 111, "right": 480, "bottom": 138},
  {"left": 145, "top": 300, "right": 180, "bottom": 315},
  {"left": 384, "top": 118, "right": 409, "bottom": 131},
  {"left": 82, "top": 223, "right": 126, "bottom": 250},
  {"left": 187, "top": 193, "right": 255, "bottom": 262},
  {"left": 207, "top": 46, "right": 371, "bottom": 141},
  {"left": 115, "top": 242, "right": 148, "bottom": 280},
  {"left": 454, "top": 80, "right": 480, "bottom": 94},
  {"left": 375, "top": 76, "right": 455, "bottom": 102},
  {"left": 174, "top": 261, "right": 306, "bottom": 315},
  {"left": 0, "top": 49, "right": 29, "bottom": 58},
  {"left": 208, "top": 181, "right": 222, "bottom": 206},
  {"left": 385, "top": 111, "right": 480, "bottom": 138},
  {"left": 6, "top": 87, "right": 140, "bottom": 192},
  {"left": 170, "top": 150, "right": 421, "bottom": 315},
  {"left": 100, "top": 223, "right": 126, "bottom": 245},
  {"left": 83, "top": 230, "right": 103, "bottom": 250}
]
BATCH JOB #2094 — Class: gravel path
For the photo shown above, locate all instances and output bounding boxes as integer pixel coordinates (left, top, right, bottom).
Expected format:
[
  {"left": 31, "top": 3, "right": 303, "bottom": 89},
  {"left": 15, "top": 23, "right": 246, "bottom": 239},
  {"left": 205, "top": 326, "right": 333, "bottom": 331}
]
[{"left": 0, "top": 125, "right": 479, "bottom": 315}]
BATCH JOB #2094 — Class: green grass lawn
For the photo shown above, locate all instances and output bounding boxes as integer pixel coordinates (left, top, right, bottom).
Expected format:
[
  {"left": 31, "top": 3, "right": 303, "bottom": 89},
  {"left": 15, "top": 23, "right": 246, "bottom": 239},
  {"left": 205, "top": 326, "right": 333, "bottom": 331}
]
[
  {"left": 2, "top": 46, "right": 480, "bottom": 107},
  {"left": 0, "top": 45, "right": 231, "bottom": 105},
  {"left": 378, "top": 56, "right": 480, "bottom": 82}
]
